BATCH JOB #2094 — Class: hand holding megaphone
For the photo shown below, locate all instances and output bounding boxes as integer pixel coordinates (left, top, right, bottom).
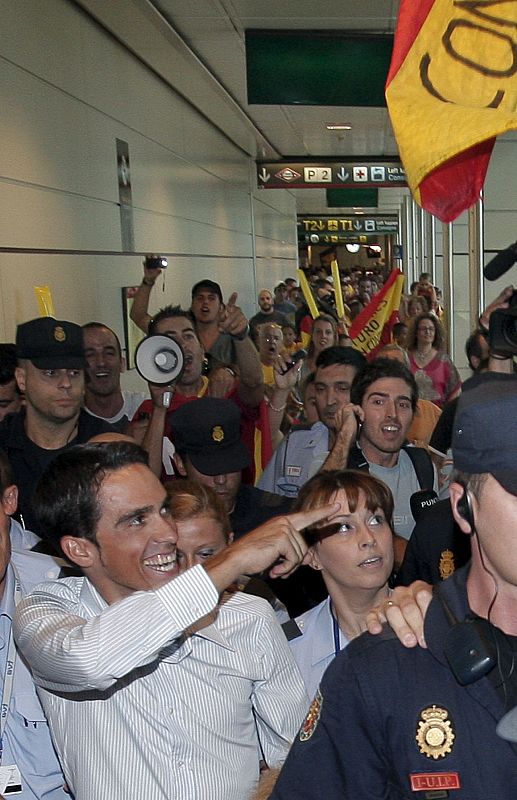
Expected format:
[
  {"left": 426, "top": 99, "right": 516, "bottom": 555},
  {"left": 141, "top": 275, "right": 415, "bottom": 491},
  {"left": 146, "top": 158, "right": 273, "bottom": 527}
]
[{"left": 135, "top": 335, "right": 185, "bottom": 408}]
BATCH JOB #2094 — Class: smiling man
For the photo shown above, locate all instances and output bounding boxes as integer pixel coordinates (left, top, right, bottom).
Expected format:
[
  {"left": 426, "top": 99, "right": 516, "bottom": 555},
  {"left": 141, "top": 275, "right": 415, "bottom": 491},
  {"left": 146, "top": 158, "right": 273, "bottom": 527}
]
[
  {"left": 12, "top": 442, "right": 336, "bottom": 800},
  {"left": 82, "top": 323, "right": 147, "bottom": 432}
]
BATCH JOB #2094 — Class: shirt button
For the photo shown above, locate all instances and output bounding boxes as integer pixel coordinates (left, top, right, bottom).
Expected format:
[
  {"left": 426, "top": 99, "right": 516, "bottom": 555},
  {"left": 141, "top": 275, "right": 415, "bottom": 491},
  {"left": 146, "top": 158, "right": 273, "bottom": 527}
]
[{"left": 169, "top": 708, "right": 174, "bottom": 715}]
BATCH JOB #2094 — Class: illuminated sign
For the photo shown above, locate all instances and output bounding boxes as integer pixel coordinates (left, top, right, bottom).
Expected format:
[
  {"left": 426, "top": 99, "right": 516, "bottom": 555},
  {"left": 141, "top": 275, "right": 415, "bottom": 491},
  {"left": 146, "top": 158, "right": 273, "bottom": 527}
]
[{"left": 258, "top": 161, "right": 406, "bottom": 189}]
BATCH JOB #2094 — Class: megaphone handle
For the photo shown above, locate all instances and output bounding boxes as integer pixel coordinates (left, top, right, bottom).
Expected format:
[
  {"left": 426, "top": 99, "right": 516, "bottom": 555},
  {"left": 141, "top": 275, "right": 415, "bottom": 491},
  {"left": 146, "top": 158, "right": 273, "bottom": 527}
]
[{"left": 162, "top": 391, "right": 172, "bottom": 409}]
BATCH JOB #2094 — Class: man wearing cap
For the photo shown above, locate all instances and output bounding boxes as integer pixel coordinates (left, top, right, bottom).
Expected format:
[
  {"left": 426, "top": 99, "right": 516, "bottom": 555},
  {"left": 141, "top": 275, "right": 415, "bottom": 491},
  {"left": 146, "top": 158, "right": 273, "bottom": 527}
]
[
  {"left": 171, "top": 397, "right": 324, "bottom": 617},
  {"left": 269, "top": 376, "right": 517, "bottom": 799},
  {"left": 171, "top": 397, "right": 292, "bottom": 537},
  {"left": 129, "top": 261, "right": 237, "bottom": 368},
  {"left": 189, "top": 279, "right": 237, "bottom": 366},
  {"left": 0, "top": 317, "right": 116, "bottom": 535},
  {"left": 273, "top": 284, "right": 296, "bottom": 319}
]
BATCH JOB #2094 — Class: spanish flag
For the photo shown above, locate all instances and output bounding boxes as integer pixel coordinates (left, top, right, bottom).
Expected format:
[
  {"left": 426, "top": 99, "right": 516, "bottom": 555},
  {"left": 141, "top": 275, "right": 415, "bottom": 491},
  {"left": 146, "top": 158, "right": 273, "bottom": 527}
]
[
  {"left": 386, "top": 0, "right": 517, "bottom": 223},
  {"left": 349, "top": 269, "right": 405, "bottom": 359}
]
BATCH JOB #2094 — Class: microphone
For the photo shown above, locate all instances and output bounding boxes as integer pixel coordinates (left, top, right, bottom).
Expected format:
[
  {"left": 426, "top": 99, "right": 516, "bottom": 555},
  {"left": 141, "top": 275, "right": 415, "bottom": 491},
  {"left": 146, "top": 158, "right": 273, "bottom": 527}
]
[
  {"left": 410, "top": 489, "right": 438, "bottom": 522},
  {"left": 483, "top": 241, "right": 517, "bottom": 281}
]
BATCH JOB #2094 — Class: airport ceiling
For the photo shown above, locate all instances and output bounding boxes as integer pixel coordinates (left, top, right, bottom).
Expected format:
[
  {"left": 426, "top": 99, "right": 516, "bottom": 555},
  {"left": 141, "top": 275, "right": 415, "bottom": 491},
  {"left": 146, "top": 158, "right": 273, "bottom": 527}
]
[
  {"left": 148, "top": 0, "right": 407, "bottom": 215},
  {"left": 80, "top": 0, "right": 407, "bottom": 214}
]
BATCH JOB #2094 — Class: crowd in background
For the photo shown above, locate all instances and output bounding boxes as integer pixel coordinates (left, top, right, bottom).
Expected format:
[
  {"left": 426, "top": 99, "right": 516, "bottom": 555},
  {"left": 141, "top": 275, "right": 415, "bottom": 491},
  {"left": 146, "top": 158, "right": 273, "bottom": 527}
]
[{"left": 0, "top": 254, "right": 515, "bottom": 800}]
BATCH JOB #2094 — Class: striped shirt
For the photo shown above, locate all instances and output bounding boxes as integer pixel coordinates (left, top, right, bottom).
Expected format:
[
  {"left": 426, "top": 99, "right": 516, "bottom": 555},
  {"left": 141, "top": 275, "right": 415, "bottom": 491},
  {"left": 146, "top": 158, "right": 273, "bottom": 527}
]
[{"left": 14, "top": 565, "right": 307, "bottom": 800}]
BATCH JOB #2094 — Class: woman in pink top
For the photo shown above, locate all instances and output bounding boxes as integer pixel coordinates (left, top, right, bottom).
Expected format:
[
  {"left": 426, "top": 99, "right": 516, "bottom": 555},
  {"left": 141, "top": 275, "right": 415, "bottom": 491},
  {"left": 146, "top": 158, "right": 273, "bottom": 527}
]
[{"left": 407, "top": 313, "right": 461, "bottom": 408}]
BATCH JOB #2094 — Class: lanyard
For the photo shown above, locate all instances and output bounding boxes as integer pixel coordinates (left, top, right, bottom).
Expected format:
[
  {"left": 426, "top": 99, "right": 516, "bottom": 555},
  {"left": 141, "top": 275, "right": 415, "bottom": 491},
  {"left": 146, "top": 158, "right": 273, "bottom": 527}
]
[
  {"left": 0, "top": 565, "right": 23, "bottom": 763},
  {"left": 330, "top": 604, "right": 342, "bottom": 659}
]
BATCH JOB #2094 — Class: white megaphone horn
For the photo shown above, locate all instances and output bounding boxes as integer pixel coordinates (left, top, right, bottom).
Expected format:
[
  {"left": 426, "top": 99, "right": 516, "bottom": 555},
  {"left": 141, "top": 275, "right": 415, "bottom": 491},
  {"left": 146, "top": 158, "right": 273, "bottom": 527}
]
[{"left": 134, "top": 335, "right": 184, "bottom": 385}]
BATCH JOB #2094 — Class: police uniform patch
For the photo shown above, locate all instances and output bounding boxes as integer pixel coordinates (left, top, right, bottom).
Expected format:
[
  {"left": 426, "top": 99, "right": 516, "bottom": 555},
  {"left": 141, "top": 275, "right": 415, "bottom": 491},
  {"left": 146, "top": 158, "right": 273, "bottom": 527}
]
[
  {"left": 299, "top": 689, "right": 322, "bottom": 741},
  {"left": 439, "top": 549, "right": 455, "bottom": 580},
  {"left": 54, "top": 325, "right": 66, "bottom": 342},
  {"left": 416, "top": 706, "right": 455, "bottom": 759},
  {"left": 212, "top": 425, "right": 224, "bottom": 443}
]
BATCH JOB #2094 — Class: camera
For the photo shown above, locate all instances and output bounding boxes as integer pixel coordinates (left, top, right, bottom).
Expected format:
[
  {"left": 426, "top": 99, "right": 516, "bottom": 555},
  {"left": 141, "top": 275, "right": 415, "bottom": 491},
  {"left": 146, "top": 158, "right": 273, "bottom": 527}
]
[
  {"left": 144, "top": 255, "right": 168, "bottom": 270},
  {"left": 280, "top": 349, "right": 307, "bottom": 374},
  {"left": 489, "top": 291, "right": 517, "bottom": 357}
]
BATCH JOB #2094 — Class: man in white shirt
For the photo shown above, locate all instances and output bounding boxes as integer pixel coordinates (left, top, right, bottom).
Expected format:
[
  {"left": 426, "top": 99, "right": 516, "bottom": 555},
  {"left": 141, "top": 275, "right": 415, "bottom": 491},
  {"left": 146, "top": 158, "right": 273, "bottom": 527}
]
[
  {"left": 13, "top": 442, "right": 331, "bottom": 800},
  {"left": 82, "top": 323, "right": 147, "bottom": 433}
]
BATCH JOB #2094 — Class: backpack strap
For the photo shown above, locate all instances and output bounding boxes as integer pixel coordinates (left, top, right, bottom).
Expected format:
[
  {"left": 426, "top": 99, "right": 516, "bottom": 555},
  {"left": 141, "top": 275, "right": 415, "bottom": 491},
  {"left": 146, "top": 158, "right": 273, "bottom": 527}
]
[{"left": 402, "top": 444, "right": 435, "bottom": 491}]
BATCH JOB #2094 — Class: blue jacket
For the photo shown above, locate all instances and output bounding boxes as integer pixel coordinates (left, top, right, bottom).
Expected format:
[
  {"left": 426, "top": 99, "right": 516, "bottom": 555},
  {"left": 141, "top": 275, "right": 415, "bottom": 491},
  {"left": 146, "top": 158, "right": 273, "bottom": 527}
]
[{"left": 271, "top": 566, "right": 517, "bottom": 799}]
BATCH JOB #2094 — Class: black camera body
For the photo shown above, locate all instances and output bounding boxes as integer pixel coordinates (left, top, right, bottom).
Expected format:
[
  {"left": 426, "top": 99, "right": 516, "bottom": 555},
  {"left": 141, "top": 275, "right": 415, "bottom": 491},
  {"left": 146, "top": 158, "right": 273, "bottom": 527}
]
[
  {"left": 144, "top": 255, "right": 168, "bottom": 270},
  {"left": 488, "top": 290, "right": 517, "bottom": 357}
]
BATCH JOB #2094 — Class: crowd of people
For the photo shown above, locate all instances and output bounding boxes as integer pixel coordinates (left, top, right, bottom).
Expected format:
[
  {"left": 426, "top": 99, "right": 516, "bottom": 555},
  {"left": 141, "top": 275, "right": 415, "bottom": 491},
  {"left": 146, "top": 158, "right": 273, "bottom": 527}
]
[{"left": 0, "top": 256, "right": 516, "bottom": 799}]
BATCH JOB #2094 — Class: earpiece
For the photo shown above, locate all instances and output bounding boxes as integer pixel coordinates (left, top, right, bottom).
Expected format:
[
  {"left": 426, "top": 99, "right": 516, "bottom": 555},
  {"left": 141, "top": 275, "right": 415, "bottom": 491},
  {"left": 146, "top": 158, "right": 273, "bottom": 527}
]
[{"left": 456, "top": 484, "right": 475, "bottom": 531}]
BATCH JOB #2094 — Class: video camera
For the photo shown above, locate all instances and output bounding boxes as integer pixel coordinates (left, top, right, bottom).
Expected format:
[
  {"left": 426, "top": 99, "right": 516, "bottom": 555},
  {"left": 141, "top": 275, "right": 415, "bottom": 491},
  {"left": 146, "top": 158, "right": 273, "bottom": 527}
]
[{"left": 483, "top": 242, "right": 517, "bottom": 357}]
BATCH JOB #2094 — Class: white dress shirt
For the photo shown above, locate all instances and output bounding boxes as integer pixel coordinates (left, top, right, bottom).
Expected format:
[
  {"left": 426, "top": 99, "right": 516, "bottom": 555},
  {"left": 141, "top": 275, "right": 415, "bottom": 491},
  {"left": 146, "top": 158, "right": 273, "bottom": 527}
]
[{"left": 14, "top": 565, "right": 307, "bottom": 800}]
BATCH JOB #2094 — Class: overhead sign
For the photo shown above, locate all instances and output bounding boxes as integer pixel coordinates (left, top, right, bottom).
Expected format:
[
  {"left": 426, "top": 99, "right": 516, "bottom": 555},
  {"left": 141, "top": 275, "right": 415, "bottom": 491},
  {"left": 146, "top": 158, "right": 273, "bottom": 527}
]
[
  {"left": 298, "top": 215, "right": 399, "bottom": 240},
  {"left": 258, "top": 161, "right": 406, "bottom": 189}
]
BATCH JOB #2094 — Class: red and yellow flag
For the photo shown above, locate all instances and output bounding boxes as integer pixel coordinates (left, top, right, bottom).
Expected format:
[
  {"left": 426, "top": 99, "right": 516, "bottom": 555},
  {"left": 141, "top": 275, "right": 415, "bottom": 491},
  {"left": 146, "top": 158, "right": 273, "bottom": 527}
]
[
  {"left": 349, "top": 269, "right": 405, "bottom": 359},
  {"left": 386, "top": 0, "right": 517, "bottom": 222}
]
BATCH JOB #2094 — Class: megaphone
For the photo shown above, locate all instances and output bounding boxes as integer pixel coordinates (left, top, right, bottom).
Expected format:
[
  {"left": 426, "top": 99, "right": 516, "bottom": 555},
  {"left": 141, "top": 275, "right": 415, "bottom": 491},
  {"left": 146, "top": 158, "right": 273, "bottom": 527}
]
[{"left": 134, "top": 335, "right": 184, "bottom": 385}]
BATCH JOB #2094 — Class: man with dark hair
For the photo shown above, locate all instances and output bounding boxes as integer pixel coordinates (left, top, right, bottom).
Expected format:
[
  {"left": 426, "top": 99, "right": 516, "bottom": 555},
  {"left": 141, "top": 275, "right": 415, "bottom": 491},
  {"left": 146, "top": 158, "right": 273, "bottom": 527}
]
[
  {"left": 258, "top": 347, "right": 366, "bottom": 497},
  {"left": 129, "top": 259, "right": 241, "bottom": 369},
  {"left": 270, "top": 378, "right": 517, "bottom": 799},
  {"left": 131, "top": 304, "right": 265, "bottom": 482},
  {"left": 82, "top": 322, "right": 147, "bottom": 432},
  {"left": 0, "top": 318, "right": 116, "bottom": 534},
  {"left": 321, "top": 358, "right": 436, "bottom": 562},
  {"left": 13, "top": 441, "right": 335, "bottom": 800},
  {"left": 273, "top": 283, "right": 296, "bottom": 318},
  {"left": 0, "top": 343, "right": 22, "bottom": 422},
  {"left": 0, "top": 448, "right": 64, "bottom": 798},
  {"left": 189, "top": 279, "right": 236, "bottom": 365}
]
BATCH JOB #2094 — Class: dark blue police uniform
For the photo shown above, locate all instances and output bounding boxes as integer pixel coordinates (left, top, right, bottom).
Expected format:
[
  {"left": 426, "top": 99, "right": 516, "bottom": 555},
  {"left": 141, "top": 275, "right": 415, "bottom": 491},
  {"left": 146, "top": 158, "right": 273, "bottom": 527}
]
[{"left": 270, "top": 566, "right": 517, "bottom": 799}]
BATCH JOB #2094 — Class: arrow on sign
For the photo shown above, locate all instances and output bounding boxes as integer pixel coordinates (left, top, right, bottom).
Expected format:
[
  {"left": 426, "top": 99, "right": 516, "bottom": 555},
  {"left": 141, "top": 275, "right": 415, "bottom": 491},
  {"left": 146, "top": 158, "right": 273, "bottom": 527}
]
[
  {"left": 337, "top": 168, "right": 350, "bottom": 182},
  {"left": 353, "top": 221, "right": 363, "bottom": 230},
  {"left": 259, "top": 168, "right": 271, "bottom": 183}
]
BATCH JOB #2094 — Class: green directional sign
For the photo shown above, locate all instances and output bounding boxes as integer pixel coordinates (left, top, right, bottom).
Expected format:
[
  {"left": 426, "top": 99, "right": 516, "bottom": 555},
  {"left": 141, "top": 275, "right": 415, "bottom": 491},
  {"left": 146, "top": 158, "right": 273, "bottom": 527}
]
[{"left": 327, "top": 188, "right": 378, "bottom": 207}]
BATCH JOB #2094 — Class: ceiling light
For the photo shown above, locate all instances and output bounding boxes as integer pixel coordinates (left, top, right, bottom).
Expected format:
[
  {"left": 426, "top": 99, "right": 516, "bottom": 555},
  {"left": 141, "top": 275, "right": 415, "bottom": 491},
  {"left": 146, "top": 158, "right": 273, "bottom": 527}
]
[
  {"left": 345, "top": 243, "right": 361, "bottom": 253},
  {"left": 326, "top": 124, "right": 352, "bottom": 131}
]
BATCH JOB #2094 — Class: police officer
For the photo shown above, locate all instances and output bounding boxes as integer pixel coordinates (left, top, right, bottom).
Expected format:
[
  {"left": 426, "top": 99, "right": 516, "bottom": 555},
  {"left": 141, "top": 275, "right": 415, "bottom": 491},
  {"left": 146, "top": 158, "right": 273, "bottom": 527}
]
[{"left": 269, "top": 378, "right": 517, "bottom": 799}]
